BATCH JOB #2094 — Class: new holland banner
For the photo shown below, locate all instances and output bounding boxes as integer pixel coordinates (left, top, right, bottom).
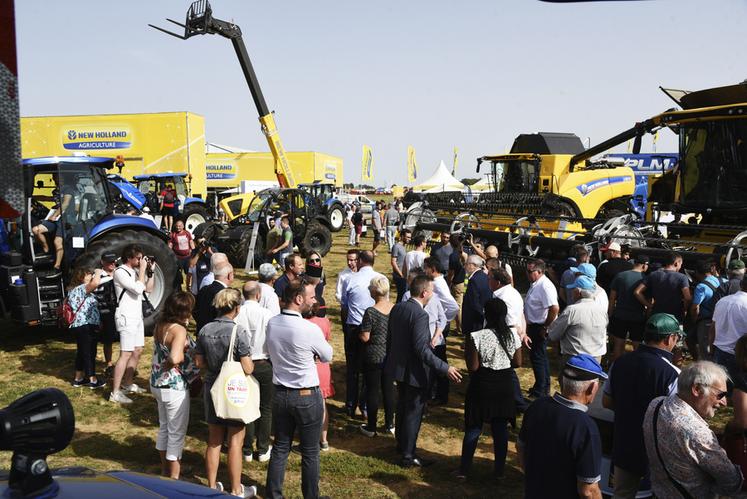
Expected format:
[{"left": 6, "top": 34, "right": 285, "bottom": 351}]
[
  {"left": 407, "top": 145, "right": 418, "bottom": 183},
  {"left": 361, "top": 145, "right": 374, "bottom": 182}
]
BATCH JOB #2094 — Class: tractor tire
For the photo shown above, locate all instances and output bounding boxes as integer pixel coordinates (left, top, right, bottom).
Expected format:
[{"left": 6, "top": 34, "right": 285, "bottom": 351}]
[
  {"left": 181, "top": 204, "right": 210, "bottom": 235},
  {"left": 193, "top": 221, "right": 223, "bottom": 241},
  {"left": 301, "top": 221, "right": 332, "bottom": 257},
  {"left": 327, "top": 204, "right": 345, "bottom": 232},
  {"left": 230, "top": 225, "right": 266, "bottom": 268},
  {"left": 73, "top": 230, "right": 178, "bottom": 334}
]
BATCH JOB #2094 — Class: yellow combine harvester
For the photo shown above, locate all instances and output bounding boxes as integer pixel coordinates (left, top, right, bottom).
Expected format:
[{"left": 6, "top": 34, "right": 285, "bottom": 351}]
[{"left": 412, "top": 82, "right": 747, "bottom": 273}]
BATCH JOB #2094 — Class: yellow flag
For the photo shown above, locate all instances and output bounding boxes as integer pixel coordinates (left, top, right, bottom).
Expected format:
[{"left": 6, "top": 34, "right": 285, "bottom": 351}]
[
  {"left": 626, "top": 139, "right": 633, "bottom": 153},
  {"left": 452, "top": 147, "right": 458, "bottom": 176},
  {"left": 652, "top": 130, "right": 659, "bottom": 152},
  {"left": 361, "top": 145, "right": 373, "bottom": 182},
  {"left": 407, "top": 145, "right": 418, "bottom": 183}
]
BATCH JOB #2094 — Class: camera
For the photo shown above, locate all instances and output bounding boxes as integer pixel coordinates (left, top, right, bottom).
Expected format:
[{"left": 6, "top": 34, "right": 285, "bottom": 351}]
[{"left": 145, "top": 255, "right": 156, "bottom": 264}]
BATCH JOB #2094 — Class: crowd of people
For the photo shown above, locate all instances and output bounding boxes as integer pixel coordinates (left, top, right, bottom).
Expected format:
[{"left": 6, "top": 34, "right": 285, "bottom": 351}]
[{"left": 62, "top": 215, "right": 747, "bottom": 498}]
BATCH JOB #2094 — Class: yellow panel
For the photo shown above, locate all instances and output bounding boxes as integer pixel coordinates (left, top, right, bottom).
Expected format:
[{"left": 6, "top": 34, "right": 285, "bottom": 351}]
[
  {"left": 205, "top": 151, "right": 344, "bottom": 190},
  {"left": 21, "top": 112, "right": 207, "bottom": 198}
]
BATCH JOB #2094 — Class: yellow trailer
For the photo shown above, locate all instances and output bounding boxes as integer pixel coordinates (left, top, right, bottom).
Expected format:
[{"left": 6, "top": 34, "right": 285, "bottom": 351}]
[
  {"left": 21, "top": 112, "right": 207, "bottom": 199},
  {"left": 205, "top": 151, "right": 343, "bottom": 192}
]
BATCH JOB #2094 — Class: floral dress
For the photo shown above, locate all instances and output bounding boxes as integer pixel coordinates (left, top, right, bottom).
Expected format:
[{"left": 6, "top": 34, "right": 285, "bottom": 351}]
[
  {"left": 150, "top": 324, "right": 200, "bottom": 390},
  {"left": 67, "top": 284, "right": 100, "bottom": 328}
]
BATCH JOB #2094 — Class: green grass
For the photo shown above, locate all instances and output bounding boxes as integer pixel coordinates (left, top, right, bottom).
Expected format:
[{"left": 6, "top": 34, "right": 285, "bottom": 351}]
[{"left": 0, "top": 230, "right": 731, "bottom": 498}]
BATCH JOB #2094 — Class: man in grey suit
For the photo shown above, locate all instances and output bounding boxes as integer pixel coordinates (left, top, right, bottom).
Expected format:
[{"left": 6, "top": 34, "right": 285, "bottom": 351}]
[{"left": 385, "top": 275, "right": 463, "bottom": 467}]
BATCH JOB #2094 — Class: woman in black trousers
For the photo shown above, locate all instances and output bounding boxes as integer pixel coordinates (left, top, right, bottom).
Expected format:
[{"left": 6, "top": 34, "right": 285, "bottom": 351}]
[{"left": 358, "top": 275, "right": 396, "bottom": 436}]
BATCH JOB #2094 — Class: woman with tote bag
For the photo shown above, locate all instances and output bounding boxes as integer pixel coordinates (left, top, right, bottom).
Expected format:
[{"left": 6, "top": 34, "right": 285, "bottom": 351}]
[{"left": 194, "top": 288, "right": 257, "bottom": 498}]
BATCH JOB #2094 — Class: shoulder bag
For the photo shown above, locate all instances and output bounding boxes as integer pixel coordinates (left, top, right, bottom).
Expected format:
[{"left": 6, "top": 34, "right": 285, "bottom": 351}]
[{"left": 209, "top": 324, "right": 261, "bottom": 424}]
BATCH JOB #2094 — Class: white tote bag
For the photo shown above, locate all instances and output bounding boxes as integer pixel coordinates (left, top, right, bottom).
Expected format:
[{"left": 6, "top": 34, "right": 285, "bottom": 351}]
[{"left": 210, "top": 325, "right": 261, "bottom": 424}]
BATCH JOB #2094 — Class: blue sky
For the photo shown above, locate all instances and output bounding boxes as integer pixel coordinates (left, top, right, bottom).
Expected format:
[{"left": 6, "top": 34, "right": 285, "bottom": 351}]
[{"left": 15, "top": 0, "right": 747, "bottom": 185}]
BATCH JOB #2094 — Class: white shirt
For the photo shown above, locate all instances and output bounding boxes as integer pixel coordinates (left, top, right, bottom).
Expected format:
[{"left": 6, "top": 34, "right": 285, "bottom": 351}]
[
  {"left": 592, "top": 285, "right": 609, "bottom": 311},
  {"left": 524, "top": 274, "right": 559, "bottom": 324},
  {"left": 341, "top": 266, "right": 384, "bottom": 325},
  {"left": 235, "top": 300, "right": 274, "bottom": 360},
  {"left": 266, "top": 310, "right": 333, "bottom": 388},
  {"left": 403, "top": 291, "right": 447, "bottom": 343},
  {"left": 335, "top": 267, "right": 355, "bottom": 304},
  {"left": 113, "top": 265, "right": 145, "bottom": 318},
  {"left": 403, "top": 249, "right": 427, "bottom": 277},
  {"left": 200, "top": 272, "right": 215, "bottom": 290},
  {"left": 432, "top": 274, "right": 459, "bottom": 321},
  {"left": 713, "top": 291, "right": 747, "bottom": 354},
  {"left": 494, "top": 284, "right": 525, "bottom": 332},
  {"left": 258, "top": 282, "right": 281, "bottom": 316}
]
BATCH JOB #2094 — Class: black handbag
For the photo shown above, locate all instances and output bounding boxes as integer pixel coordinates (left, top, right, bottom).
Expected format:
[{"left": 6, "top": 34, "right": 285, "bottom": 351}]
[{"left": 142, "top": 292, "right": 156, "bottom": 318}]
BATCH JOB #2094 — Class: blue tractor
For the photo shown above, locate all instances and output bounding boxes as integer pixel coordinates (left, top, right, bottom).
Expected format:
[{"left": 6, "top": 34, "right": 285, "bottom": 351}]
[
  {"left": 2, "top": 157, "right": 178, "bottom": 331},
  {"left": 106, "top": 173, "right": 147, "bottom": 212},
  {"left": 132, "top": 173, "right": 211, "bottom": 234}
]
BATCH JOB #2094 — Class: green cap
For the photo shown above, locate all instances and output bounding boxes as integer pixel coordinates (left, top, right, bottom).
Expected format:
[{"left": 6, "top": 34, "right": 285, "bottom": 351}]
[
  {"left": 729, "top": 259, "right": 746, "bottom": 270},
  {"left": 645, "top": 313, "right": 685, "bottom": 337}
]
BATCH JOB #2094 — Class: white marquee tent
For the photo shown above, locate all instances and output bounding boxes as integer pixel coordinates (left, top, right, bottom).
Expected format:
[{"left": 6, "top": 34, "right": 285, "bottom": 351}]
[{"left": 412, "top": 160, "right": 464, "bottom": 192}]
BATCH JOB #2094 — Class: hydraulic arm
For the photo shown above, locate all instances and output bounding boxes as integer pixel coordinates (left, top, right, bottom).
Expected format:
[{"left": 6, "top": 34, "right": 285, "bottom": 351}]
[{"left": 150, "top": 0, "right": 296, "bottom": 188}]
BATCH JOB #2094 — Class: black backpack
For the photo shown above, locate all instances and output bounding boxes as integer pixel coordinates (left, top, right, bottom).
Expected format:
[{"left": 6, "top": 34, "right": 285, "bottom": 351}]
[
  {"left": 163, "top": 190, "right": 175, "bottom": 204},
  {"left": 93, "top": 278, "right": 117, "bottom": 316},
  {"left": 711, "top": 277, "right": 740, "bottom": 308}
]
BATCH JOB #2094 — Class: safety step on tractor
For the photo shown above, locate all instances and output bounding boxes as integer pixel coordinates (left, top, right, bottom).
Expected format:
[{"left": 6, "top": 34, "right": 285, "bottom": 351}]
[
  {"left": 0, "top": 156, "right": 178, "bottom": 331},
  {"left": 409, "top": 82, "right": 747, "bottom": 279}
]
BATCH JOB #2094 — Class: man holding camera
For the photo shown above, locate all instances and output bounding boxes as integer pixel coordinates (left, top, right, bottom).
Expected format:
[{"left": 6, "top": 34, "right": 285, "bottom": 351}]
[
  {"left": 188, "top": 237, "right": 214, "bottom": 295},
  {"left": 109, "top": 244, "right": 155, "bottom": 404}
]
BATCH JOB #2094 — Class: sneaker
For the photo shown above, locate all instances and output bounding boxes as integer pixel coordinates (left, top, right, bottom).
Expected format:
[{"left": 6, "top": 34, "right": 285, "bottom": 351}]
[
  {"left": 386, "top": 426, "right": 396, "bottom": 435},
  {"left": 109, "top": 390, "right": 133, "bottom": 404},
  {"left": 320, "top": 441, "right": 329, "bottom": 452},
  {"left": 87, "top": 379, "right": 106, "bottom": 389},
  {"left": 104, "top": 365, "right": 114, "bottom": 377},
  {"left": 233, "top": 484, "right": 257, "bottom": 497},
  {"left": 243, "top": 453, "right": 253, "bottom": 462},
  {"left": 257, "top": 446, "right": 272, "bottom": 462},
  {"left": 123, "top": 383, "right": 146, "bottom": 394},
  {"left": 213, "top": 481, "right": 224, "bottom": 492},
  {"left": 359, "top": 424, "right": 376, "bottom": 438},
  {"left": 71, "top": 378, "right": 87, "bottom": 388}
]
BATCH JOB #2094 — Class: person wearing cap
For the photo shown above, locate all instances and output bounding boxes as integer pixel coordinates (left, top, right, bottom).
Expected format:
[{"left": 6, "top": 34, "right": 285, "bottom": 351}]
[
  {"left": 710, "top": 275, "right": 747, "bottom": 431},
  {"left": 559, "top": 245, "right": 590, "bottom": 306},
  {"left": 518, "top": 354, "right": 606, "bottom": 499},
  {"left": 634, "top": 251, "right": 691, "bottom": 324},
  {"left": 93, "top": 252, "right": 119, "bottom": 374},
  {"left": 564, "top": 262, "right": 608, "bottom": 310},
  {"left": 602, "top": 313, "right": 682, "bottom": 499},
  {"left": 642, "top": 361, "right": 742, "bottom": 499},
  {"left": 549, "top": 276, "right": 608, "bottom": 372},
  {"left": 523, "top": 259, "right": 559, "bottom": 398},
  {"left": 608, "top": 255, "right": 650, "bottom": 362},
  {"left": 597, "top": 242, "right": 633, "bottom": 294},
  {"left": 723, "top": 258, "right": 746, "bottom": 296},
  {"left": 257, "top": 263, "right": 280, "bottom": 316}
]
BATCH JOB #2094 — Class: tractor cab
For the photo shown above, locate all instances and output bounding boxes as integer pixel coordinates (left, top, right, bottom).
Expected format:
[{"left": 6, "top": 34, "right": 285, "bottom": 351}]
[
  {"left": 133, "top": 173, "right": 209, "bottom": 233},
  {"left": 24, "top": 157, "right": 114, "bottom": 268}
]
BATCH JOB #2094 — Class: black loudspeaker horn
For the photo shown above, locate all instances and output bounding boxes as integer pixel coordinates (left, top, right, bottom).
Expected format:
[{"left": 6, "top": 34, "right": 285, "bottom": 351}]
[{"left": 0, "top": 388, "right": 75, "bottom": 497}]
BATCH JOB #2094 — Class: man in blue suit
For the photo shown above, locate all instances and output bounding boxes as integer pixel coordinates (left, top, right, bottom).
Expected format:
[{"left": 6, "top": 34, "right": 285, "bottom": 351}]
[
  {"left": 385, "top": 275, "right": 463, "bottom": 467},
  {"left": 461, "top": 254, "right": 492, "bottom": 335}
]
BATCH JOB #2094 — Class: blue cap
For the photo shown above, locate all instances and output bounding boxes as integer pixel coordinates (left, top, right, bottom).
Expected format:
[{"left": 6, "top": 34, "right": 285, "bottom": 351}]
[
  {"left": 564, "top": 354, "right": 608, "bottom": 380},
  {"left": 569, "top": 263, "right": 597, "bottom": 279},
  {"left": 567, "top": 275, "right": 596, "bottom": 290}
]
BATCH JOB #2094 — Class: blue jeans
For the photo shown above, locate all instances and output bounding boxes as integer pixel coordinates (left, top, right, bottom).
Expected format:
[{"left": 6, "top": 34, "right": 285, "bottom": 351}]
[
  {"left": 386, "top": 226, "right": 397, "bottom": 250},
  {"left": 527, "top": 323, "right": 550, "bottom": 397},
  {"left": 265, "top": 386, "right": 324, "bottom": 499},
  {"left": 459, "top": 418, "right": 509, "bottom": 476}
]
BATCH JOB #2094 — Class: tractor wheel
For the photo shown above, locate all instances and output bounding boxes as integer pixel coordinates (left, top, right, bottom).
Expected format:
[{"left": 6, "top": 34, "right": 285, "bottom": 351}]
[
  {"left": 301, "top": 221, "right": 332, "bottom": 257},
  {"left": 232, "top": 225, "right": 266, "bottom": 268},
  {"left": 74, "top": 230, "right": 178, "bottom": 334},
  {"left": 181, "top": 204, "right": 210, "bottom": 235},
  {"left": 327, "top": 204, "right": 345, "bottom": 232}
]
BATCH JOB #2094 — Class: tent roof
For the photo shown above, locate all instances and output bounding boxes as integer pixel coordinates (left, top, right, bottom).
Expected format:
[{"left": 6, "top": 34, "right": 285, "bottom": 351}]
[
  {"left": 413, "top": 160, "right": 464, "bottom": 192},
  {"left": 470, "top": 175, "right": 498, "bottom": 192}
]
